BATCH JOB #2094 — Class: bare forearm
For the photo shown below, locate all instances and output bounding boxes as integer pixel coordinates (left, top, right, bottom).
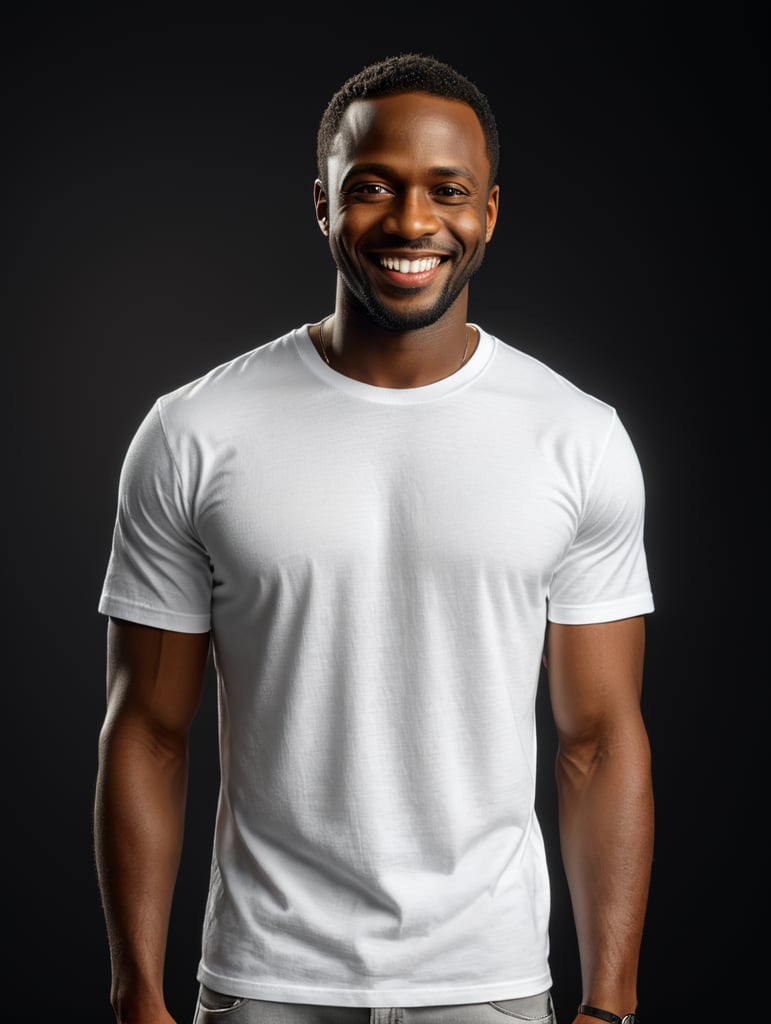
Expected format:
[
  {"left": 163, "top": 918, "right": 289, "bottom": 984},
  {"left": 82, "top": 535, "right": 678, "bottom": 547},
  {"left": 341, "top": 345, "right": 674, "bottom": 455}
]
[
  {"left": 94, "top": 720, "right": 188, "bottom": 1023},
  {"left": 556, "top": 725, "right": 654, "bottom": 1013}
]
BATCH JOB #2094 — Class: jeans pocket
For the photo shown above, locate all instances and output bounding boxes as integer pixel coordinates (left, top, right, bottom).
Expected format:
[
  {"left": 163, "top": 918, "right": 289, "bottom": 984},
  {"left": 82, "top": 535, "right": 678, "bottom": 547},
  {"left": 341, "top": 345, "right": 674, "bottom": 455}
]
[
  {"left": 195, "top": 985, "right": 249, "bottom": 1019},
  {"left": 486, "top": 990, "right": 554, "bottom": 1021}
]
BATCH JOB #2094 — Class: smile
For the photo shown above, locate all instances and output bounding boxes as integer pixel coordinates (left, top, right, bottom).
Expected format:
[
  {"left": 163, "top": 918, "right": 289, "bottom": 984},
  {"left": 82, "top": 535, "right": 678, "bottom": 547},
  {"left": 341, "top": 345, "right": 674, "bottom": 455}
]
[{"left": 378, "top": 256, "right": 442, "bottom": 274}]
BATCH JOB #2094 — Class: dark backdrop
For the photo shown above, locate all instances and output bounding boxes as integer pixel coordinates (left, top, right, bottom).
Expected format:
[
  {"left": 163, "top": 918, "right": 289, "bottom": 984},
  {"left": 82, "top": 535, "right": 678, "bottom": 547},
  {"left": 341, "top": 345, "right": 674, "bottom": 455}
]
[{"left": 3, "top": 9, "right": 761, "bottom": 1022}]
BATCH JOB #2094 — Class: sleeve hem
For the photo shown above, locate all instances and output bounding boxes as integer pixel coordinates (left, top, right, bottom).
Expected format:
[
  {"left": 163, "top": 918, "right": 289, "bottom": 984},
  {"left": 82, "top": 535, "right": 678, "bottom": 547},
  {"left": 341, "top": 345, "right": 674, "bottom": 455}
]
[
  {"left": 547, "top": 592, "right": 654, "bottom": 625},
  {"left": 97, "top": 595, "right": 211, "bottom": 634}
]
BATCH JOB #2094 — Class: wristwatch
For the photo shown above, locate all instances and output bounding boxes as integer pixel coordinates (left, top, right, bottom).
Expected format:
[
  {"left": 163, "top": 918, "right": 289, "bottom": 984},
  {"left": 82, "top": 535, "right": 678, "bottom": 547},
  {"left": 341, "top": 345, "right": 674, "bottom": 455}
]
[{"left": 578, "top": 1004, "right": 638, "bottom": 1024}]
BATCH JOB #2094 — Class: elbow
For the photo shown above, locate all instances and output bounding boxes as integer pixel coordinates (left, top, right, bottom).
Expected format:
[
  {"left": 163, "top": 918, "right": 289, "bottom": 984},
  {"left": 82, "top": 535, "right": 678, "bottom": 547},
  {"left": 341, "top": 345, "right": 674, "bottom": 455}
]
[{"left": 555, "top": 719, "right": 651, "bottom": 788}]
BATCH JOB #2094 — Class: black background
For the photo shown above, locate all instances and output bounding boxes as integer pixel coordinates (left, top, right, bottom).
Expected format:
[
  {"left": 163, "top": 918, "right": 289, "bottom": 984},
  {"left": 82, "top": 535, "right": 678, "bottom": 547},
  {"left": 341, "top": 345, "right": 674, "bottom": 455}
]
[{"left": 3, "top": 7, "right": 762, "bottom": 1022}]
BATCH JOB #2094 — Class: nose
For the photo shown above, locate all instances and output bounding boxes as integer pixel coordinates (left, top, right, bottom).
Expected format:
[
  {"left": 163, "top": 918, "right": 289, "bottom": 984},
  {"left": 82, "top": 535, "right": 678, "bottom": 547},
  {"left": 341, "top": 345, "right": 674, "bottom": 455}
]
[{"left": 382, "top": 188, "right": 440, "bottom": 239}]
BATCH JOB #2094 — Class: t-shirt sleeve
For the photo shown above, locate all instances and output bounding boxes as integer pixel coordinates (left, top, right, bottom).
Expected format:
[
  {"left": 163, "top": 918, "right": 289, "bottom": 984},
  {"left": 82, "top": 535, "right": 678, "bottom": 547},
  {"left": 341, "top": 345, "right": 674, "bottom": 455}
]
[
  {"left": 98, "top": 400, "right": 213, "bottom": 633},
  {"left": 547, "top": 412, "right": 655, "bottom": 624}
]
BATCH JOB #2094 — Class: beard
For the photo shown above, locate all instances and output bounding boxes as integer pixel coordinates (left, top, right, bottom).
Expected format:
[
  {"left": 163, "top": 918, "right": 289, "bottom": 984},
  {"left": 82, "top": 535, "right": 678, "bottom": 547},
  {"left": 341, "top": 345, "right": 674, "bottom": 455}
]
[{"left": 335, "top": 241, "right": 487, "bottom": 332}]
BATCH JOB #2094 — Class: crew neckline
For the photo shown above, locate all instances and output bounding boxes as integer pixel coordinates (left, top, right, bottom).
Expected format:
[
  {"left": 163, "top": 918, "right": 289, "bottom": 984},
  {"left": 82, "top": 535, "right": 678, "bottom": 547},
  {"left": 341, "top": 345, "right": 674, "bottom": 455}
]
[{"left": 293, "top": 323, "right": 495, "bottom": 405}]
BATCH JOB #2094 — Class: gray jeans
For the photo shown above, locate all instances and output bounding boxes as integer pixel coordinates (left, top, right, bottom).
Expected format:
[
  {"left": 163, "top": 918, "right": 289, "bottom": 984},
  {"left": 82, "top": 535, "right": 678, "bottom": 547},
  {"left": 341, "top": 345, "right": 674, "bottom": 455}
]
[{"left": 193, "top": 986, "right": 555, "bottom": 1024}]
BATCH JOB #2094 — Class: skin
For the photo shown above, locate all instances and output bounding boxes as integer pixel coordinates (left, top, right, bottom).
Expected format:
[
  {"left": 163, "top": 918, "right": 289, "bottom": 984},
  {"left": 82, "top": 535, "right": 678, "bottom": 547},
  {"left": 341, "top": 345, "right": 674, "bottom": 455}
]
[
  {"left": 94, "top": 91, "right": 653, "bottom": 1024},
  {"left": 547, "top": 618, "right": 653, "bottom": 1022},
  {"left": 95, "top": 620, "right": 210, "bottom": 1024}
]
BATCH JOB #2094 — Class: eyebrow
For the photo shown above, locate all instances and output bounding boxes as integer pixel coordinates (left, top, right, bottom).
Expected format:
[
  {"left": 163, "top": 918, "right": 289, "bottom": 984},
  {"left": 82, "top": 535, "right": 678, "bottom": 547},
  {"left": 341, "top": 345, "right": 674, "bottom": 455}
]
[{"left": 343, "top": 163, "right": 481, "bottom": 188}]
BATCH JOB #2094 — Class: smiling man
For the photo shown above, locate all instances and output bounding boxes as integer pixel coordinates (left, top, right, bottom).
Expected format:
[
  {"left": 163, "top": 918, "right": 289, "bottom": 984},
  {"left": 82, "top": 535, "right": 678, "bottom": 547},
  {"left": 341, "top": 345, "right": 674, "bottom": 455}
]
[
  {"left": 95, "top": 54, "right": 653, "bottom": 1024},
  {"left": 314, "top": 88, "right": 497, "bottom": 376}
]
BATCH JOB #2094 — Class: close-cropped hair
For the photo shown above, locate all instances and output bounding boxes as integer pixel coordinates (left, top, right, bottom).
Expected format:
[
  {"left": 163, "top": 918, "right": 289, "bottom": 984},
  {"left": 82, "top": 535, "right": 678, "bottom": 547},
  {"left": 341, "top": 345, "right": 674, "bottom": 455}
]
[{"left": 316, "top": 53, "right": 500, "bottom": 189}]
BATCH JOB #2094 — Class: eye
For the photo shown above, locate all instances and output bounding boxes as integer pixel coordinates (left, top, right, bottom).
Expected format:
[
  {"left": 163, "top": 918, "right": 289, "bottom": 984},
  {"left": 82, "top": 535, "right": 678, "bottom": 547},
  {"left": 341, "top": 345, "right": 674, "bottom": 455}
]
[
  {"left": 345, "top": 183, "right": 393, "bottom": 199},
  {"left": 433, "top": 185, "right": 469, "bottom": 201}
]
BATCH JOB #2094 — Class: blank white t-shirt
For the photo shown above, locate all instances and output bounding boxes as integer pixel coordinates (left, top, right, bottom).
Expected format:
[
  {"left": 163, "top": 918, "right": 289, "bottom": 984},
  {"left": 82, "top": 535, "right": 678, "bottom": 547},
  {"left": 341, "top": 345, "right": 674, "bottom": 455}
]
[{"left": 99, "top": 324, "right": 654, "bottom": 1006}]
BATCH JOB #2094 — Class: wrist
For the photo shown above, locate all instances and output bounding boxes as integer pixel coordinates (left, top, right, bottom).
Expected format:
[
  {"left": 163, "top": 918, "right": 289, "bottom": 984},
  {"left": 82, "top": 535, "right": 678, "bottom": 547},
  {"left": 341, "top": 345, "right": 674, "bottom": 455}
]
[{"left": 578, "top": 1005, "right": 639, "bottom": 1024}]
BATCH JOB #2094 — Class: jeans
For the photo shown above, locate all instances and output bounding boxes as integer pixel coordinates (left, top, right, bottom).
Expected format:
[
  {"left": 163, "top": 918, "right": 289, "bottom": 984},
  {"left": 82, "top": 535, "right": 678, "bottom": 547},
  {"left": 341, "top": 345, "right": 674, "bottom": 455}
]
[{"left": 193, "top": 985, "right": 555, "bottom": 1024}]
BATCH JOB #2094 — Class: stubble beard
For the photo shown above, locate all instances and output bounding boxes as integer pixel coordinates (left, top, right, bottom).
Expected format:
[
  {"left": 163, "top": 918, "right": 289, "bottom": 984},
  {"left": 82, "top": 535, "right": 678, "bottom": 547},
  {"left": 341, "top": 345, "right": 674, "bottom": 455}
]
[{"left": 337, "top": 242, "right": 487, "bottom": 333}]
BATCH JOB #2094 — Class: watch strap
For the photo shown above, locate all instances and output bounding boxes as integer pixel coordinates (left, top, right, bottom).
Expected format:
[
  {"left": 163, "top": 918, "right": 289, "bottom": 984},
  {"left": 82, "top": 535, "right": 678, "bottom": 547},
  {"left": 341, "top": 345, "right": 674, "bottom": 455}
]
[{"left": 578, "top": 1004, "right": 638, "bottom": 1024}]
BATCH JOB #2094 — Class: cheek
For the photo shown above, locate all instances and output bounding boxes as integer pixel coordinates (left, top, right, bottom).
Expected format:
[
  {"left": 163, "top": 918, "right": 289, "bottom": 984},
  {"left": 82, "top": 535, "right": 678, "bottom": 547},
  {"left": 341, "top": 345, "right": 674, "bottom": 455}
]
[
  {"left": 455, "top": 210, "right": 490, "bottom": 247},
  {"left": 328, "top": 231, "right": 363, "bottom": 280},
  {"left": 448, "top": 200, "right": 487, "bottom": 229},
  {"left": 335, "top": 205, "right": 382, "bottom": 235},
  {"left": 329, "top": 212, "right": 386, "bottom": 269}
]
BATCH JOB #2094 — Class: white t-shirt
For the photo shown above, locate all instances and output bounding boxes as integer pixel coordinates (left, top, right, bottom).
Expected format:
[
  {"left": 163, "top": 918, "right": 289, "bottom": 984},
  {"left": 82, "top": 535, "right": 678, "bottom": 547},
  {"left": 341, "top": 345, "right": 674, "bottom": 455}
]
[{"left": 99, "top": 324, "right": 654, "bottom": 1007}]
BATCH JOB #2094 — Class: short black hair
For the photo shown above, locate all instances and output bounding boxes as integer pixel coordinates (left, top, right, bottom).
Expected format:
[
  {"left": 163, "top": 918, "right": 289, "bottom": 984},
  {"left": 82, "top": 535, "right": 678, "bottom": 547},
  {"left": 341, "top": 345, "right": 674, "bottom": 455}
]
[{"left": 316, "top": 53, "right": 500, "bottom": 189}]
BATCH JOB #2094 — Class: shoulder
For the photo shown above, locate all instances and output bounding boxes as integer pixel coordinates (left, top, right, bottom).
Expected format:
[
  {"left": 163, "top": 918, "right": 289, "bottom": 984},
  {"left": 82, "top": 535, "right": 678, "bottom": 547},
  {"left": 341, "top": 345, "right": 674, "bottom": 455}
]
[
  {"left": 119, "top": 328, "right": 311, "bottom": 470},
  {"left": 484, "top": 332, "right": 619, "bottom": 434},
  {"left": 155, "top": 327, "right": 310, "bottom": 432}
]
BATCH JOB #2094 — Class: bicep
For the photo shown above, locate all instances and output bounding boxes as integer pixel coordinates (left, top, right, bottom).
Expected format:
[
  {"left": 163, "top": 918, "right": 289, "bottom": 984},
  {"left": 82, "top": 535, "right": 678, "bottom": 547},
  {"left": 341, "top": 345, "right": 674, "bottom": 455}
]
[
  {"left": 104, "top": 617, "right": 211, "bottom": 739},
  {"left": 544, "top": 616, "right": 646, "bottom": 744}
]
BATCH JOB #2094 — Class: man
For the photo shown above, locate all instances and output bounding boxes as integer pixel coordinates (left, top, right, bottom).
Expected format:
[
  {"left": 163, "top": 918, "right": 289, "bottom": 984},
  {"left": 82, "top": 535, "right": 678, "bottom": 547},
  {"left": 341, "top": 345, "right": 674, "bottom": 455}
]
[{"left": 95, "top": 53, "right": 653, "bottom": 1024}]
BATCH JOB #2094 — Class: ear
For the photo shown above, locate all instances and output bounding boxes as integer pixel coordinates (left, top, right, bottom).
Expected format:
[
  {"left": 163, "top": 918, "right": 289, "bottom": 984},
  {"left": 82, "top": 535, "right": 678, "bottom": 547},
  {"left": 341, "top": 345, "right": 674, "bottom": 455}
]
[
  {"left": 314, "top": 178, "right": 329, "bottom": 237},
  {"left": 485, "top": 184, "right": 500, "bottom": 243}
]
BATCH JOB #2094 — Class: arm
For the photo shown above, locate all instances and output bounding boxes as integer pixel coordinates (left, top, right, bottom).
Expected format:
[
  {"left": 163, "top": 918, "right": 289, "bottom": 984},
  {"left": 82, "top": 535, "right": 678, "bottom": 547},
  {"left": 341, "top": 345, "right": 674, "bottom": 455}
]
[
  {"left": 545, "top": 616, "right": 653, "bottom": 1024},
  {"left": 94, "top": 617, "right": 211, "bottom": 1024}
]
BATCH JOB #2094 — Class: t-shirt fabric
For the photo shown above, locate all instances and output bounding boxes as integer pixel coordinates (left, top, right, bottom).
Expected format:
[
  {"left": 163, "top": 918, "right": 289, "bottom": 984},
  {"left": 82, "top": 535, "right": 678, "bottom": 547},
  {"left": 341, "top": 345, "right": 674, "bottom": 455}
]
[{"left": 99, "top": 324, "right": 654, "bottom": 1007}]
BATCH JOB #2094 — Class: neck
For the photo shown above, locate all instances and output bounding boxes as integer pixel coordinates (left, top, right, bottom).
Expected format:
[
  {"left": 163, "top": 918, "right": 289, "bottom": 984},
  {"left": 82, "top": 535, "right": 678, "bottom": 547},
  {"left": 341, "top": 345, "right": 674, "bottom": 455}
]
[{"left": 315, "top": 297, "right": 476, "bottom": 389}]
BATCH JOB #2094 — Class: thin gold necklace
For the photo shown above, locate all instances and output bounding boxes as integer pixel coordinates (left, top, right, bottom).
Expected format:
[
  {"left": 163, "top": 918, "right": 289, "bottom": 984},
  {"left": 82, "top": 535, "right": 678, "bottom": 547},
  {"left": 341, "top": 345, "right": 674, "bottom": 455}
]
[{"left": 317, "top": 318, "right": 471, "bottom": 369}]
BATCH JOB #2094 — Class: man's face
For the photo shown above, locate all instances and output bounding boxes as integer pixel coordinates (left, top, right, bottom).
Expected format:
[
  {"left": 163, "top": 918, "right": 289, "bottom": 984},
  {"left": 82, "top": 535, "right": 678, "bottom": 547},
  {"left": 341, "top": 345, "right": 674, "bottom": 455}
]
[{"left": 318, "top": 92, "right": 499, "bottom": 331}]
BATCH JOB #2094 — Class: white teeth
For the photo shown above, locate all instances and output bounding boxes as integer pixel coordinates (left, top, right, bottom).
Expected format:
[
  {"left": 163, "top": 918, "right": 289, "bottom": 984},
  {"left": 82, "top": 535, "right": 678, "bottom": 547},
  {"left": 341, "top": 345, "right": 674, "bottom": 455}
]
[{"left": 379, "top": 256, "right": 441, "bottom": 274}]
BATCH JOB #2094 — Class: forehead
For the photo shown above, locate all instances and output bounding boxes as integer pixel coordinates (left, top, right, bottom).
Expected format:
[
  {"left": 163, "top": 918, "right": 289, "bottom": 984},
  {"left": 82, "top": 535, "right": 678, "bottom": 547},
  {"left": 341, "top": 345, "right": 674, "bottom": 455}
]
[{"left": 329, "top": 92, "right": 489, "bottom": 182}]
